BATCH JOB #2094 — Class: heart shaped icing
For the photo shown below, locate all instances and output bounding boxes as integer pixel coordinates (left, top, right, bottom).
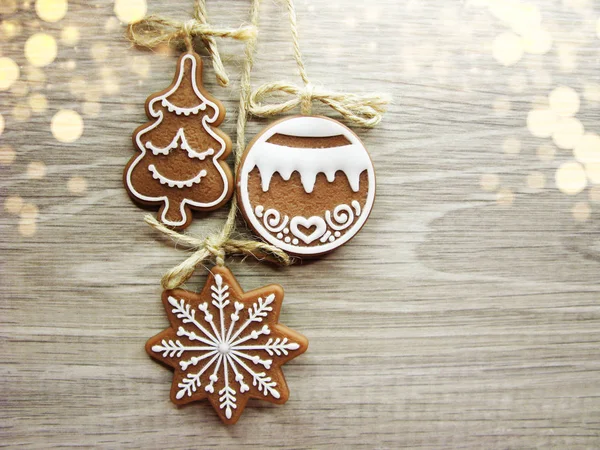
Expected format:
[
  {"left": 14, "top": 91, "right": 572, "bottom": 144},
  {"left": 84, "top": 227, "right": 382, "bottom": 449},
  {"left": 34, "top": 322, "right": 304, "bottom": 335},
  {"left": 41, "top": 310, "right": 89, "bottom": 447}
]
[{"left": 290, "top": 216, "right": 327, "bottom": 244}]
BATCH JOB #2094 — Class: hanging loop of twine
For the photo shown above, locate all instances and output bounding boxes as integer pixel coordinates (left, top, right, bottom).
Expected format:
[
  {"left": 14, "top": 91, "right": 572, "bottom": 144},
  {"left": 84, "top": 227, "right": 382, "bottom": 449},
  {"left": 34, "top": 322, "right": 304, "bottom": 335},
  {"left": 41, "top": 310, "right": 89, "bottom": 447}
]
[
  {"left": 127, "top": 13, "right": 257, "bottom": 86},
  {"left": 145, "top": 216, "right": 291, "bottom": 289},
  {"left": 249, "top": 81, "right": 390, "bottom": 127}
]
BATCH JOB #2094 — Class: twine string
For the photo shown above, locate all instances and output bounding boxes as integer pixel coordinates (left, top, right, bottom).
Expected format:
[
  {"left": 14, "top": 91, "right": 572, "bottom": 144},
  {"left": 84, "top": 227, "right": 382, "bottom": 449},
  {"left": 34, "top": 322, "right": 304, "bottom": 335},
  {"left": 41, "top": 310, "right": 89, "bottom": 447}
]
[
  {"left": 127, "top": 0, "right": 257, "bottom": 86},
  {"left": 248, "top": 0, "right": 389, "bottom": 127}
]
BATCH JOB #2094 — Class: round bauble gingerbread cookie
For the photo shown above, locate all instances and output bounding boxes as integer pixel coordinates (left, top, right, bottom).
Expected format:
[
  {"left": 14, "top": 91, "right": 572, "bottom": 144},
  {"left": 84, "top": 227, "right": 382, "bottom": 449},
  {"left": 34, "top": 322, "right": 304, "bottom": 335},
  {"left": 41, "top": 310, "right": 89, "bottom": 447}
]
[{"left": 237, "top": 116, "right": 376, "bottom": 257}]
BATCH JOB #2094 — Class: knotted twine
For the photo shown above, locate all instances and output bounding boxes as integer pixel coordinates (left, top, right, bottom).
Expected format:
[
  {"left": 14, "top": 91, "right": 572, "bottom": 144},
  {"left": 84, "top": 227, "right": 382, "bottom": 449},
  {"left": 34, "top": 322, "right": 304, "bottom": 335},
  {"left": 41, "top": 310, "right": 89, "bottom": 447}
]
[
  {"left": 248, "top": 0, "right": 390, "bottom": 127},
  {"left": 127, "top": 0, "right": 257, "bottom": 86},
  {"left": 129, "top": 0, "right": 388, "bottom": 289}
]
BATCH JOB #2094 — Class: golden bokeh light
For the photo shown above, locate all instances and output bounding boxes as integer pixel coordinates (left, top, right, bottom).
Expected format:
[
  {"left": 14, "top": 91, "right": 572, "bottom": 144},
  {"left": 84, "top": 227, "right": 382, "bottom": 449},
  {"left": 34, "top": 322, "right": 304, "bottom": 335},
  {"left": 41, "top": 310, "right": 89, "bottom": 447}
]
[
  {"left": 51, "top": 109, "right": 83, "bottom": 143},
  {"left": 60, "top": 25, "right": 79, "bottom": 46},
  {"left": 28, "top": 92, "right": 48, "bottom": 112},
  {"left": 573, "top": 133, "right": 600, "bottom": 164},
  {"left": 67, "top": 176, "right": 87, "bottom": 195},
  {"left": 1, "top": 20, "right": 22, "bottom": 40},
  {"left": 27, "top": 161, "right": 47, "bottom": 179},
  {"left": 492, "top": 97, "right": 511, "bottom": 115},
  {"left": 4, "top": 196, "right": 24, "bottom": 214},
  {"left": 586, "top": 163, "right": 600, "bottom": 184},
  {"left": 10, "top": 80, "right": 29, "bottom": 97},
  {"left": 502, "top": 137, "right": 521, "bottom": 154},
  {"left": 18, "top": 219, "right": 37, "bottom": 237},
  {"left": 555, "top": 161, "right": 587, "bottom": 195},
  {"left": 583, "top": 82, "right": 600, "bottom": 104},
  {"left": 114, "top": 0, "right": 147, "bottom": 24},
  {"left": 25, "top": 65, "right": 46, "bottom": 86},
  {"left": 25, "top": 33, "right": 57, "bottom": 67},
  {"left": 0, "top": 146, "right": 16, "bottom": 165},
  {"left": 0, "top": 0, "right": 18, "bottom": 15},
  {"left": 82, "top": 101, "right": 100, "bottom": 117},
  {"left": 480, "top": 173, "right": 500, "bottom": 191},
  {"left": 90, "top": 43, "right": 109, "bottom": 62},
  {"left": 20, "top": 202, "right": 39, "bottom": 219},
  {"left": 537, "top": 144, "right": 555, "bottom": 161},
  {"left": 552, "top": 117, "right": 584, "bottom": 149},
  {"left": 548, "top": 86, "right": 580, "bottom": 117},
  {"left": 35, "top": 0, "right": 68, "bottom": 23},
  {"left": 0, "top": 57, "right": 20, "bottom": 91},
  {"left": 492, "top": 32, "right": 524, "bottom": 66},
  {"left": 521, "top": 28, "right": 552, "bottom": 55},
  {"left": 527, "top": 108, "right": 557, "bottom": 138},
  {"left": 104, "top": 17, "right": 120, "bottom": 32},
  {"left": 571, "top": 202, "right": 590, "bottom": 222},
  {"left": 12, "top": 102, "right": 31, "bottom": 122},
  {"left": 557, "top": 43, "right": 577, "bottom": 73},
  {"left": 589, "top": 186, "right": 600, "bottom": 202},
  {"left": 496, "top": 188, "right": 515, "bottom": 206},
  {"left": 526, "top": 171, "right": 545, "bottom": 190},
  {"left": 131, "top": 55, "right": 150, "bottom": 78}
]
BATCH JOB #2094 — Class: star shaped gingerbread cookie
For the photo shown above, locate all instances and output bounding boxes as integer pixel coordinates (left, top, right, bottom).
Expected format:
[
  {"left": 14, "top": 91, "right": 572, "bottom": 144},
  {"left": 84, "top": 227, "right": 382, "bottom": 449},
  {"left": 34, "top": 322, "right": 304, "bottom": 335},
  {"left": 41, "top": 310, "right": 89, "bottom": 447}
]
[{"left": 147, "top": 266, "right": 308, "bottom": 424}]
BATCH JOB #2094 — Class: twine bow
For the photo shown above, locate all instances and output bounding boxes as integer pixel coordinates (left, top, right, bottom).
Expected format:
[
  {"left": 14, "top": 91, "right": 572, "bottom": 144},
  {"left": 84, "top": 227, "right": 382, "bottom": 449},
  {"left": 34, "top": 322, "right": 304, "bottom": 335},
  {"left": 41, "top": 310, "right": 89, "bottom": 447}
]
[
  {"left": 249, "top": 81, "right": 390, "bottom": 127},
  {"left": 127, "top": 1, "right": 257, "bottom": 86},
  {"left": 145, "top": 216, "right": 290, "bottom": 289}
]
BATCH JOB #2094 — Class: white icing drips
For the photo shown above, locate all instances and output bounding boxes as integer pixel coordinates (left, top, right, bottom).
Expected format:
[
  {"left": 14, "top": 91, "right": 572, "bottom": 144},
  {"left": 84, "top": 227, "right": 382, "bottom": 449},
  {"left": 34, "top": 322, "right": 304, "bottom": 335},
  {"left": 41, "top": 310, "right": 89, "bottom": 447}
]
[
  {"left": 145, "top": 128, "right": 215, "bottom": 160},
  {"left": 148, "top": 164, "right": 207, "bottom": 188},
  {"left": 243, "top": 142, "right": 370, "bottom": 194},
  {"left": 237, "top": 116, "right": 376, "bottom": 255}
]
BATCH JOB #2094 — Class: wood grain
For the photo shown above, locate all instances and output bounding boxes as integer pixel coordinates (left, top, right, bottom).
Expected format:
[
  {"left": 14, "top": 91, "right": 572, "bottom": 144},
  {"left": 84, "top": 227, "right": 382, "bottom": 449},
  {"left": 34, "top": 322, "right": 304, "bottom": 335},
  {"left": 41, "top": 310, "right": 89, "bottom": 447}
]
[{"left": 1, "top": 0, "right": 600, "bottom": 448}]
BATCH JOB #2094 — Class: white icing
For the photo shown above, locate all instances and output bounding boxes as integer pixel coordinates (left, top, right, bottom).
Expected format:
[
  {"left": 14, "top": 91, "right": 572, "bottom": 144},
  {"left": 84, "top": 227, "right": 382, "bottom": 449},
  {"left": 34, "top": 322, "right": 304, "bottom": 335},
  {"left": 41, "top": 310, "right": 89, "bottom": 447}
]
[
  {"left": 238, "top": 116, "right": 375, "bottom": 256},
  {"left": 126, "top": 53, "right": 230, "bottom": 227},
  {"left": 244, "top": 142, "right": 369, "bottom": 194},
  {"left": 161, "top": 98, "right": 207, "bottom": 116},
  {"left": 252, "top": 202, "right": 361, "bottom": 246},
  {"left": 145, "top": 128, "right": 215, "bottom": 160},
  {"left": 290, "top": 216, "right": 327, "bottom": 244},
  {"left": 148, "top": 164, "right": 207, "bottom": 188},
  {"left": 152, "top": 274, "right": 300, "bottom": 417}
]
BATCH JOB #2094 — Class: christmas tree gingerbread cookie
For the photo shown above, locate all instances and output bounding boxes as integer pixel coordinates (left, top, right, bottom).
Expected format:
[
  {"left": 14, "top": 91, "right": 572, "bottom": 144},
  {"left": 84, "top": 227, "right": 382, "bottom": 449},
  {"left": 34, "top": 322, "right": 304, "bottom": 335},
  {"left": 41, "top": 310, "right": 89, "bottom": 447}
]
[
  {"left": 237, "top": 116, "right": 376, "bottom": 257},
  {"left": 124, "top": 52, "right": 233, "bottom": 229},
  {"left": 147, "top": 266, "right": 308, "bottom": 424}
]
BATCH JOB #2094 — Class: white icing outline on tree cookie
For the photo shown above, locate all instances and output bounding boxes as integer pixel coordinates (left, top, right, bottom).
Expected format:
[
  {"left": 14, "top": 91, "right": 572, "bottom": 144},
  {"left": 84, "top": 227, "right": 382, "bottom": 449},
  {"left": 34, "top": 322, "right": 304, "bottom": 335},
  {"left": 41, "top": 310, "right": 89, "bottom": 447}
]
[
  {"left": 126, "top": 54, "right": 230, "bottom": 227},
  {"left": 239, "top": 116, "right": 375, "bottom": 255},
  {"left": 148, "top": 164, "right": 207, "bottom": 188},
  {"left": 151, "top": 274, "right": 300, "bottom": 419},
  {"left": 145, "top": 128, "right": 215, "bottom": 160}
]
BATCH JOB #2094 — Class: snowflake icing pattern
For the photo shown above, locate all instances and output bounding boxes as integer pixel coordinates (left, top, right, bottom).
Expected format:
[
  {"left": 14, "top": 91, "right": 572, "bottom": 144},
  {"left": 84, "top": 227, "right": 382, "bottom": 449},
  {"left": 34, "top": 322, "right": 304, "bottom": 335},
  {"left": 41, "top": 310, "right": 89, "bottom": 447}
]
[{"left": 147, "top": 267, "right": 308, "bottom": 424}]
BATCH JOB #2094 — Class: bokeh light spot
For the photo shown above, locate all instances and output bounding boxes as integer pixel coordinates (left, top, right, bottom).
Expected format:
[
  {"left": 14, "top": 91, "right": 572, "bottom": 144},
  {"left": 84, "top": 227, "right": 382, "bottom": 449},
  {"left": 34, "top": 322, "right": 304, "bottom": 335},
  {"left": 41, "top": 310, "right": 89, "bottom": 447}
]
[
  {"left": 67, "top": 176, "right": 87, "bottom": 195},
  {"left": 60, "top": 25, "right": 79, "bottom": 46},
  {"left": 0, "top": 57, "right": 20, "bottom": 91},
  {"left": 114, "top": 0, "right": 147, "bottom": 24},
  {"left": 51, "top": 109, "right": 83, "bottom": 143},
  {"left": 526, "top": 171, "right": 545, "bottom": 190},
  {"left": 28, "top": 92, "right": 48, "bottom": 112},
  {"left": 0, "top": 146, "right": 16, "bottom": 165},
  {"left": 571, "top": 202, "right": 590, "bottom": 222},
  {"left": 573, "top": 133, "right": 600, "bottom": 164},
  {"left": 552, "top": 117, "right": 584, "bottom": 149},
  {"left": 555, "top": 161, "right": 587, "bottom": 195},
  {"left": 27, "top": 161, "right": 47, "bottom": 179},
  {"left": 527, "top": 108, "right": 557, "bottom": 138},
  {"left": 35, "top": 0, "right": 67, "bottom": 22},
  {"left": 480, "top": 173, "right": 500, "bottom": 192},
  {"left": 5, "top": 196, "right": 23, "bottom": 214},
  {"left": 25, "top": 33, "right": 57, "bottom": 67},
  {"left": 492, "top": 32, "right": 524, "bottom": 66},
  {"left": 549, "top": 86, "right": 580, "bottom": 117}
]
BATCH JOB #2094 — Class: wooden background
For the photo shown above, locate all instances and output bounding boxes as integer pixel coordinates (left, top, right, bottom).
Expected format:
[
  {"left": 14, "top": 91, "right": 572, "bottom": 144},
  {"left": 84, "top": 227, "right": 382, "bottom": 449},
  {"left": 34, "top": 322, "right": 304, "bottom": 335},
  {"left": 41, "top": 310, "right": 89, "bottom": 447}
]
[{"left": 2, "top": 0, "right": 600, "bottom": 448}]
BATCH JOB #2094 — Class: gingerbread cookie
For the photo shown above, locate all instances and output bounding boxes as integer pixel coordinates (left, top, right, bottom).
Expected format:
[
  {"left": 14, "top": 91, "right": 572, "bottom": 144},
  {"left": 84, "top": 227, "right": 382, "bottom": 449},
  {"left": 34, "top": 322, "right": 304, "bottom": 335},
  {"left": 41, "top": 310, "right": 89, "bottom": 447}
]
[
  {"left": 237, "top": 116, "right": 376, "bottom": 256},
  {"left": 124, "top": 52, "right": 233, "bottom": 229},
  {"left": 147, "top": 266, "right": 308, "bottom": 425}
]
